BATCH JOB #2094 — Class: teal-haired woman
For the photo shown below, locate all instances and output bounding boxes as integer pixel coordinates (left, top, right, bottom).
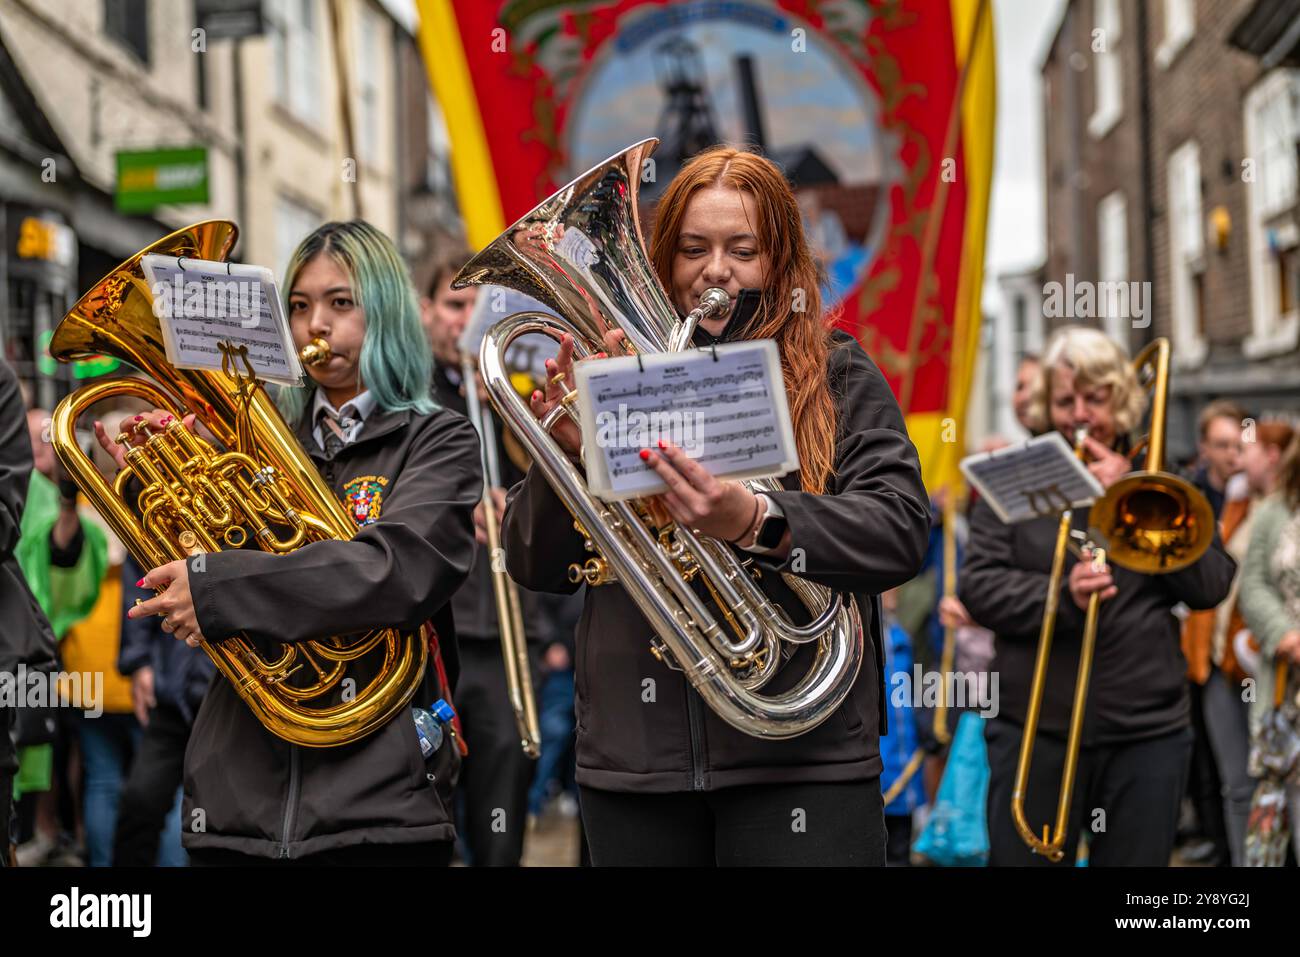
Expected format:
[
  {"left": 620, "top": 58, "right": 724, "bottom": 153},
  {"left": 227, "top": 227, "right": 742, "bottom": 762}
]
[{"left": 96, "top": 220, "right": 483, "bottom": 865}]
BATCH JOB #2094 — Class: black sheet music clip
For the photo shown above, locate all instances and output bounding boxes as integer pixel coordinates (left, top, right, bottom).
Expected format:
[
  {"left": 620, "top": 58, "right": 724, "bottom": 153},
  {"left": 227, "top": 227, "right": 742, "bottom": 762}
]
[{"left": 176, "top": 255, "right": 234, "bottom": 275}]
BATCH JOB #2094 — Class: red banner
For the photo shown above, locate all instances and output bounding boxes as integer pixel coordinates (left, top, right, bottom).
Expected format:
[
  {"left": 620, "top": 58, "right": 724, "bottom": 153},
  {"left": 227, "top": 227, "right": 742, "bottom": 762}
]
[{"left": 419, "top": 0, "right": 994, "bottom": 489}]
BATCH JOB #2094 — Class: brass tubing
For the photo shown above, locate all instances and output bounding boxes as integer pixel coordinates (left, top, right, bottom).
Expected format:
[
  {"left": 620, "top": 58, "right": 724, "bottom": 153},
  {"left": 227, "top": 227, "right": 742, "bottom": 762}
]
[{"left": 1011, "top": 509, "right": 1076, "bottom": 861}]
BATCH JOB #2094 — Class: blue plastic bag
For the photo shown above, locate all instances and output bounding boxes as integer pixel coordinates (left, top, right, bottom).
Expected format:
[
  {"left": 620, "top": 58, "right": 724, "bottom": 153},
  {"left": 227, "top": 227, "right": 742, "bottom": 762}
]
[{"left": 913, "top": 712, "right": 989, "bottom": 866}]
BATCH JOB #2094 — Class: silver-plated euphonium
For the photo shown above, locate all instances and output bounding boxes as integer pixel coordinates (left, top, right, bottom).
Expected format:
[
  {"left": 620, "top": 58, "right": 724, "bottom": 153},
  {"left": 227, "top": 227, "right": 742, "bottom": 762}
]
[{"left": 453, "top": 138, "right": 862, "bottom": 739}]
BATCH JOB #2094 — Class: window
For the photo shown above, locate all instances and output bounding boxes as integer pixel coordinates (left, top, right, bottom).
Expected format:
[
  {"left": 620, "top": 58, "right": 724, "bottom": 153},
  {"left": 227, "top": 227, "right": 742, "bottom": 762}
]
[
  {"left": 1255, "top": 84, "right": 1298, "bottom": 218},
  {"left": 1088, "top": 0, "right": 1122, "bottom": 139},
  {"left": 1243, "top": 70, "right": 1300, "bottom": 357},
  {"left": 426, "top": 96, "right": 452, "bottom": 197},
  {"left": 1156, "top": 0, "right": 1194, "bottom": 69},
  {"left": 1167, "top": 141, "right": 1208, "bottom": 365},
  {"left": 356, "top": 5, "right": 382, "bottom": 165},
  {"left": 267, "top": 0, "right": 322, "bottom": 126},
  {"left": 276, "top": 195, "right": 323, "bottom": 284},
  {"left": 103, "top": 0, "right": 150, "bottom": 66},
  {"left": 1097, "top": 190, "right": 1129, "bottom": 344}
]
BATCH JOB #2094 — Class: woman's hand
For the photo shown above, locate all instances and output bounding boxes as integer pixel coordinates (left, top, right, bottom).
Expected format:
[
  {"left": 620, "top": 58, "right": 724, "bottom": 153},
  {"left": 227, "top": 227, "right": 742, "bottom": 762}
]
[
  {"left": 1068, "top": 546, "right": 1117, "bottom": 611},
  {"left": 126, "top": 558, "right": 207, "bottom": 647},
  {"left": 938, "top": 595, "right": 974, "bottom": 630},
  {"left": 1082, "top": 436, "right": 1130, "bottom": 490},
  {"left": 544, "top": 642, "right": 570, "bottom": 672},
  {"left": 94, "top": 409, "right": 197, "bottom": 472},
  {"left": 641, "top": 440, "right": 758, "bottom": 542},
  {"left": 131, "top": 666, "right": 156, "bottom": 726},
  {"left": 1276, "top": 630, "right": 1300, "bottom": 667},
  {"left": 528, "top": 331, "right": 627, "bottom": 457},
  {"left": 473, "top": 487, "right": 508, "bottom": 545}
]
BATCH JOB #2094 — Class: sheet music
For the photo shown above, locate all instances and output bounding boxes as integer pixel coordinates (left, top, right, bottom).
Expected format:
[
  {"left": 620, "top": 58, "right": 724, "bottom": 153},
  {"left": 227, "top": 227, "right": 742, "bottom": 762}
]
[
  {"left": 575, "top": 340, "right": 798, "bottom": 501},
  {"left": 959, "top": 431, "right": 1105, "bottom": 524},
  {"left": 141, "top": 255, "right": 302, "bottom": 386}
]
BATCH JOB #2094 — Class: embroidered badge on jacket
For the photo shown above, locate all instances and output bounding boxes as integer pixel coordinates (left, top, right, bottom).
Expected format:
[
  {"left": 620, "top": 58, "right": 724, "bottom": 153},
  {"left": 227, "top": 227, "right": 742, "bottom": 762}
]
[{"left": 342, "top": 475, "right": 389, "bottom": 526}]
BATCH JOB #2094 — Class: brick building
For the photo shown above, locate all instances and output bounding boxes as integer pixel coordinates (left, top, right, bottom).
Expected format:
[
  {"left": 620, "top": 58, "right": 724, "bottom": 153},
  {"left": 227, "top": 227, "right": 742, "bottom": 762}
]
[
  {"left": 1028, "top": 0, "right": 1300, "bottom": 461},
  {"left": 0, "top": 0, "right": 464, "bottom": 409}
]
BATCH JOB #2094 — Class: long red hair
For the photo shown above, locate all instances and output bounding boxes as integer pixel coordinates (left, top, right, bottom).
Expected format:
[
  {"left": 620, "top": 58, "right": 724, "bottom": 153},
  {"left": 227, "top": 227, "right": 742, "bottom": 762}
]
[{"left": 648, "top": 147, "right": 838, "bottom": 494}]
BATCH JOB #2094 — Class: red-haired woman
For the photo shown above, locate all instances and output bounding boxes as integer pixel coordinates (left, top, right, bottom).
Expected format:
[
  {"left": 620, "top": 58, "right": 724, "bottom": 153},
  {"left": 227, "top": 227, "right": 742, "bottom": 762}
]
[{"left": 502, "top": 147, "right": 931, "bottom": 866}]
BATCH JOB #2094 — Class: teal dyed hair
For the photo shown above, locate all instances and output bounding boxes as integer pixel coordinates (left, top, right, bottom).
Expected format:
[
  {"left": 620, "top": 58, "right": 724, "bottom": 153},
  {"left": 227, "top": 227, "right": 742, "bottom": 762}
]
[{"left": 274, "top": 220, "right": 436, "bottom": 424}]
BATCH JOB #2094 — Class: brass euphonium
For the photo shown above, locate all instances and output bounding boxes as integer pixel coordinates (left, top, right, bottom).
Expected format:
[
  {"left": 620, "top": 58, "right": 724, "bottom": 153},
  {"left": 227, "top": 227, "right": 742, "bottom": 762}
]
[
  {"left": 453, "top": 139, "right": 863, "bottom": 739},
  {"left": 1012, "top": 336, "right": 1215, "bottom": 859},
  {"left": 47, "top": 221, "right": 427, "bottom": 748}
]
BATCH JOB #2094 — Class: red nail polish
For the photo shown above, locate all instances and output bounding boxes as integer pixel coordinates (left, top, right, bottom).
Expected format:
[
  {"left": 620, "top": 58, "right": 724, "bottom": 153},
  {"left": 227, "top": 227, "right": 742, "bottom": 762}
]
[
  {"left": 134, "top": 415, "right": 143, "bottom": 421},
  {"left": 135, "top": 578, "right": 145, "bottom": 586},
  {"left": 639, "top": 450, "right": 650, "bottom": 461},
  {"left": 658, "top": 439, "right": 666, "bottom": 450}
]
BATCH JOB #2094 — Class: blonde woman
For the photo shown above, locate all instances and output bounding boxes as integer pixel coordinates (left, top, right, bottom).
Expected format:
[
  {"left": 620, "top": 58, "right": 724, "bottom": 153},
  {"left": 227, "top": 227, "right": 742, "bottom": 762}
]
[{"left": 959, "top": 325, "right": 1236, "bottom": 866}]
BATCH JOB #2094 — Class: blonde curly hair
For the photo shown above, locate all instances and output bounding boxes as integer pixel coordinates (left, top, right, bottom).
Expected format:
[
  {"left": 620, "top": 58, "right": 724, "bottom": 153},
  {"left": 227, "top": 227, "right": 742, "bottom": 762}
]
[{"left": 1031, "top": 326, "right": 1147, "bottom": 439}]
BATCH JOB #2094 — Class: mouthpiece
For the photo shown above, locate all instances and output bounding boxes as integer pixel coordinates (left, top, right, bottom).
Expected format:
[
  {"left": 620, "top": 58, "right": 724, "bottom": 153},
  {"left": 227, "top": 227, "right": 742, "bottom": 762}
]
[
  {"left": 697, "top": 287, "right": 731, "bottom": 319},
  {"left": 670, "top": 287, "right": 733, "bottom": 352},
  {"left": 300, "top": 338, "right": 332, "bottom": 368}
]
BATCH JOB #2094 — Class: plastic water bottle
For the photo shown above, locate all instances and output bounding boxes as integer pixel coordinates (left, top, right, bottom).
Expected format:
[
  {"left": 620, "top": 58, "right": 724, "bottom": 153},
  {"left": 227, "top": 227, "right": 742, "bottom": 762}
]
[{"left": 412, "top": 699, "right": 456, "bottom": 760}]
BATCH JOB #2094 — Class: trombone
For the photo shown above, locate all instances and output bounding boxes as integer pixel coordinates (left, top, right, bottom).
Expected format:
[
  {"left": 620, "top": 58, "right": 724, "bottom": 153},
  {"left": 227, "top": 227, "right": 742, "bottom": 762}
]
[
  {"left": 1012, "top": 337, "right": 1215, "bottom": 860},
  {"left": 462, "top": 355, "right": 542, "bottom": 759}
]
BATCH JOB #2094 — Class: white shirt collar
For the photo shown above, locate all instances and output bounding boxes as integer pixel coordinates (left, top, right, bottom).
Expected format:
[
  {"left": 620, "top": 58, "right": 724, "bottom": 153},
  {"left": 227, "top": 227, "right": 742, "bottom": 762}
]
[
  {"left": 312, "top": 388, "right": 377, "bottom": 451},
  {"left": 313, "top": 388, "right": 377, "bottom": 422}
]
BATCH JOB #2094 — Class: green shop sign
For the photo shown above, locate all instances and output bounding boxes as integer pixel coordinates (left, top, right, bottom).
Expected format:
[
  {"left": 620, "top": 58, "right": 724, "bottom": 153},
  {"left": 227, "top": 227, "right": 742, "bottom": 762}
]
[{"left": 115, "top": 147, "right": 209, "bottom": 213}]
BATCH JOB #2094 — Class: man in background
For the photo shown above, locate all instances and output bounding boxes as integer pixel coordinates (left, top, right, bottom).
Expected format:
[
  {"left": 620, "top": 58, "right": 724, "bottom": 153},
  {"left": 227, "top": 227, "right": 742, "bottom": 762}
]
[
  {"left": 423, "top": 249, "right": 540, "bottom": 865},
  {"left": 1179, "top": 400, "right": 1247, "bottom": 867}
]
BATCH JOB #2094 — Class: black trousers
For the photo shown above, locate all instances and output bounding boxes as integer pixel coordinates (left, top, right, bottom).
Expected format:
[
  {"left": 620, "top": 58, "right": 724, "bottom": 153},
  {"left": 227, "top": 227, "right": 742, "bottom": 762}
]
[
  {"left": 984, "top": 717, "right": 1193, "bottom": 866},
  {"left": 579, "top": 779, "right": 887, "bottom": 866},
  {"left": 1186, "top": 679, "right": 1229, "bottom": 861},
  {"left": 189, "top": 842, "right": 452, "bottom": 867},
  {"left": 1, "top": 705, "right": 12, "bottom": 865},
  {"left": 113, "top": 703, "right": 190, "bottom": 866},
  {"left": 884, "top": 814, "right": 913, "bottom": 866},
  {"left": 0, "top": 771, "right": 11, "bottom": 867},
  {"left": 453, "top": 640, "right": 539, "bottom": 866}
]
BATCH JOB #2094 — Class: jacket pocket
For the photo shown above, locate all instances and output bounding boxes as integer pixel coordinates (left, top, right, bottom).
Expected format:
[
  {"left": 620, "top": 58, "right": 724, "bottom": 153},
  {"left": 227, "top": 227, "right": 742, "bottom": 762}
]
[
  {"left": 399, "top": 704, "right": 431, "bottom": 789},
  {"left": 294, "top": 705, "right": 448, "bottom": 842},
  {"left": 182, "top": 683, "right": 289, "bottom": 843},
  {"left": 839, "top": 683, "right": 865, "bottom": 736}
]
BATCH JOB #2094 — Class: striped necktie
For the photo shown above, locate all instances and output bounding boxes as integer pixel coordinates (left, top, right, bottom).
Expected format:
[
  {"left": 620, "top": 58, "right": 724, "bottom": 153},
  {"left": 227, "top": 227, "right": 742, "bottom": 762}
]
[{"left": 318, "top": 406, "right": 347, "bottom": 457}]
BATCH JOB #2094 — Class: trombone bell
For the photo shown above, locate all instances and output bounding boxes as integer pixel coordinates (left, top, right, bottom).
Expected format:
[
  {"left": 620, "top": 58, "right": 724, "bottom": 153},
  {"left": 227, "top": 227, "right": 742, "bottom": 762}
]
[{"left": 1088, "top": 473, "right": 1214, "bottom": 573}]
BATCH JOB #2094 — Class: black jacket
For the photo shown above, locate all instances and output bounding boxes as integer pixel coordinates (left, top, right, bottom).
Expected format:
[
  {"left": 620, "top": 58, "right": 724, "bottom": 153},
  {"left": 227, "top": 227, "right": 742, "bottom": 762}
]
[
  {"left": 501, "top": 330, "right": 931, "bottom": 792},
  {"left": 0, "top": 361, "right": 58, "bottom": 778},
  {"left": 958, "top": 493, "right": 1236, "bottom": 745},
  {"left": 186, "top": 399, "right": 481, "bottom": 858}
]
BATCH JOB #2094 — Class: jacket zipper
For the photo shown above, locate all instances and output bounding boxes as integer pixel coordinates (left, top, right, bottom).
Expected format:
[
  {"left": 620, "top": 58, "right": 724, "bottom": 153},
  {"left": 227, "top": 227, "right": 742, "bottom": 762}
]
[
  {"left": 279, "top": 745, "right": 301, "bottom": 859},
  {"left": 684, "top": 683, "right": 706, "bottom": 791}
]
